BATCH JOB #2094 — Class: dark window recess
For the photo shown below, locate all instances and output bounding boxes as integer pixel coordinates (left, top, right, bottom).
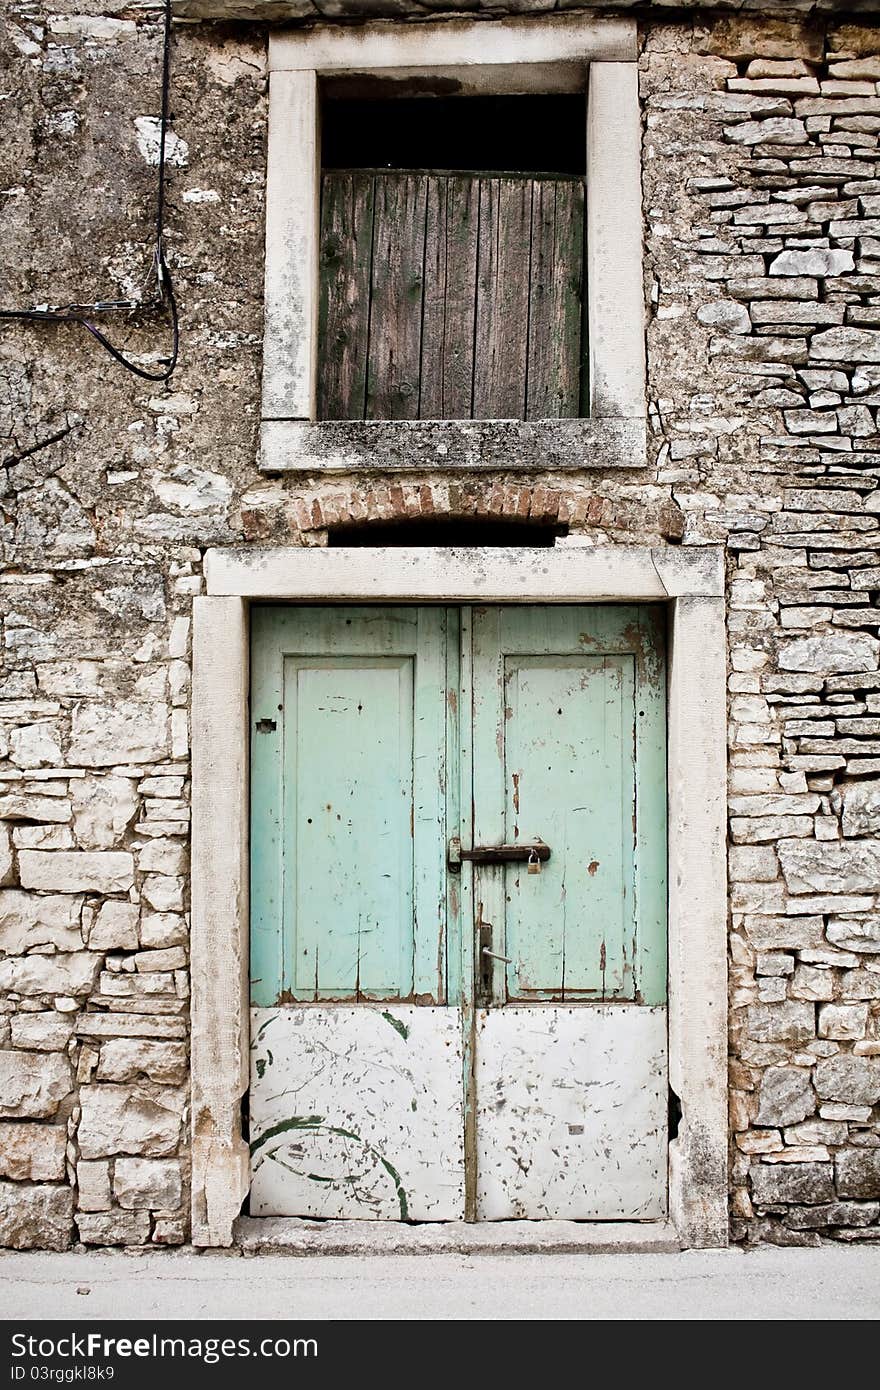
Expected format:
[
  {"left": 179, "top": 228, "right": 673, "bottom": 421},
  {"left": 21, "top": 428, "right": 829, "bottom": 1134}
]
[
  {"left": 327, "top": 518, "right": 567, "bottom": 547},
  {"left": 318, "top": 94, "right": 588, "bottom": 423}
]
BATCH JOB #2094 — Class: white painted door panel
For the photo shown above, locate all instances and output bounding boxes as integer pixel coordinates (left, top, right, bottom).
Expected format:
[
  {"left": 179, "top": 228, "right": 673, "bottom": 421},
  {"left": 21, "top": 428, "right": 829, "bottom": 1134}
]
[
  {"left": 250, "top": 1006, "right": 465, "bottom": 1220},
  {"left": 475, "top": 1005, "right": 668, "bottom": 1220}
]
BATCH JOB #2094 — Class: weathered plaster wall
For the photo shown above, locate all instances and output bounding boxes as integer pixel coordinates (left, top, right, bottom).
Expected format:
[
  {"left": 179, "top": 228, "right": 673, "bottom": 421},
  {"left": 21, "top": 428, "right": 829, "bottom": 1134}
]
[
  {"left": 0, "top": 3, "right": 879, "bottom": 1247},
  {"left": 0, "top": 2, "right": 267, "bottom": 1248}
]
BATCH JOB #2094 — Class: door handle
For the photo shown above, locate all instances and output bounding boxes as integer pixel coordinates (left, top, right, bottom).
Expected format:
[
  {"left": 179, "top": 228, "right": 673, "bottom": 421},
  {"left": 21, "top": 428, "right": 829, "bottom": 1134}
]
[
  {"left": 481, "top": 947, "right": 512, "bottom": 964},
  {"left": 448, "top": 837, "right": 550, "bottom": 870}
]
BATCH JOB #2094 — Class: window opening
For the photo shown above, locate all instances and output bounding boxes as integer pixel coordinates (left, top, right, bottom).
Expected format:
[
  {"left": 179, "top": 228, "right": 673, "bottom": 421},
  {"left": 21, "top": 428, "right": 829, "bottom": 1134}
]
[{"left": 318, "top": 91, "right": 588, "bottom": 424}]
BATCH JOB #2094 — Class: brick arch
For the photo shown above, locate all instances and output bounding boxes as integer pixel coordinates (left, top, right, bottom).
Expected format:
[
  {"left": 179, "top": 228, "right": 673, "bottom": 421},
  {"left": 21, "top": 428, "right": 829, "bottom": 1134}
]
[{"left": 291, "top": 482, "right": 607, "bottom": 535}]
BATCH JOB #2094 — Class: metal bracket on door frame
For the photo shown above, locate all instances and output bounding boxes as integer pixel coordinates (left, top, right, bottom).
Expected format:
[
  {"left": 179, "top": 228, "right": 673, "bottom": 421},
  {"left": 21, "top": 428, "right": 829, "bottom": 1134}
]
[{"left": 447, "top": 836, "right": 551, "bottom": 871}]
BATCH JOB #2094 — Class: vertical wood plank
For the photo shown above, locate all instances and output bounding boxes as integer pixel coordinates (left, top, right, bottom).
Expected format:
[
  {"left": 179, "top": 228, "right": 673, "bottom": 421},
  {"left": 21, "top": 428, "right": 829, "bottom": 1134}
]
[
  {"left": 413, "top": 607, "right": 451, "bottom": 1001},
  {"left": 318, "top": 173, "right": 375, "bottom": 420},
  {"left": 458, "top": 606, "right": 478, "bottom": 1222},
  {"left": 366, "top": 174, "right": 428, "bottom": 420},
  {"left": 473, "top": 178, "right": 532, "bottom": 420},
  {"left": 317, "top": 172, "right": 584, "bottom": 422},
  {"left": 420, "top": 177, "right": 479, "bottom": 420},
  {"left": 634, "top": 606, "right": 668, "bottom": 1008},
  {"left": 249, "top": 606, "right": 285, "bottom": 1007},
  {"left": 526, "top": 179, "right": 584, "bottom": 419}
]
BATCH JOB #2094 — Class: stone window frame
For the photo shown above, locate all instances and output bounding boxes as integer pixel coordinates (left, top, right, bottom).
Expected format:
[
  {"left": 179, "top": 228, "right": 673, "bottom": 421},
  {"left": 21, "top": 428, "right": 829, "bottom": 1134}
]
[
  {"left": 260, "top": 14, "right": 648, "bottom": 474},
  {"left": 189, "top": 544, "right": 729, "bottom": 1250}
]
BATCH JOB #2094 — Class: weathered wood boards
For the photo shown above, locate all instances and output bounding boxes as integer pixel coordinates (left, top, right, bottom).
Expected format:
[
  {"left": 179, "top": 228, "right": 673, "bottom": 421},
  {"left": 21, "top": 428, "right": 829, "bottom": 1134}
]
[{"left": 318, "top": 171, "right": 585, "bottom": 421}]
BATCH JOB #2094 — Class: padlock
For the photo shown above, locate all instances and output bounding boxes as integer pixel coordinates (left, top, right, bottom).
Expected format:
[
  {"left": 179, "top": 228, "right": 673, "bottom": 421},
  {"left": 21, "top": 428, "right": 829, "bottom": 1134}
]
[{"left": 527, "top": 847, "right": 541, "bottom": 875}]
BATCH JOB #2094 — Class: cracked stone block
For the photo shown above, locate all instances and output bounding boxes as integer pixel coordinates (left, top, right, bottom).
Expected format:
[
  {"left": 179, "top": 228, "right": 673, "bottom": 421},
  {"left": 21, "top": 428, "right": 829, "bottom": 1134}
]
[
  {"left": 778, "top": 838, "right": 880, "bottom": 895},
  {"left": 96, "top": 1040, "right": 187, "bottom": 1085},
  {"left": 827, "top": 918, "right": 880, "bottom": 953},
  {"left": 76, "top": 1160, "right": 112, "bottom": 1213},
  {"left": 814, "top": 1056, "right": 880, "bottom": 1106},
  {"left": 755, "top": 1066, "right": 815, "bottom": 1126},
  {"left": 139, "top": 912, "right": 187, "bottom": 949},
  {"left": 0, "top": 1182, "right": 73, "bottom": 1250},
  {"left": 114, "top": 1157, "right": 182, "bottom": 1210},
  {"left": 745, "top": 1001, "right": 815, "bottom": 1044},
  {"left": 18, "top": 850, "right": 134, "bottom": 894},
  {"left": 0, "top": 953, "right": 101, "bottom": 997},
  {"left": 135, "top": 839, "right": 188, "bottom": 876},
  {"left": 152, "top": 1217, "right": 185, "bottom": 1244},
  {"left": 87, "top": 901, "right": 139, "bottom": 951},
  {"left": 778, "top": 634, "right": 880, "bottom": 674},
  {"left": 0, "top": 890, "right": 83, "bottom": 953},
  {"left": 818, "top": 1003, "right": 869, "bottom": 1040},
  {"left": 75, "top": 1211, "right": 151, "bottom": 1246},
  {"left": 71, "top": 777, "right": 138, "bottom": 851},
  {"left": 77, "top": 1085, "right": 184, "bottom": 1158},
  {"left": 0, "top": 1123, "right": 67, "bottom": 1180},
  {"left": 784, "top": 1200, "right": 880, "bottom": 1228},
  {"left": 0, "top": 1051, "right": 72, "bottom": 1119},
  {"left": 836, "top": 781, "right": 880, "bottom": 837},
  {"left": 9, "top": 1013, "right": 76, "bottom": 1052},
  {"left": 835, "top": 1149, "right": 880, "bottom": 1199},
  {"left": 68, "top": 701, "right": 167, "bottom": 767},
  {"left": 750, "top": 1162, "right": 835, "bottom": 1205}
]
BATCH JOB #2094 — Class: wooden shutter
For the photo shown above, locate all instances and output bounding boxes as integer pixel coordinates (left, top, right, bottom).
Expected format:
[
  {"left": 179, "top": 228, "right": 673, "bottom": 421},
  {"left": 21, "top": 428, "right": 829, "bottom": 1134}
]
[{"left": 318, "top": 170, "right": 585, "bottom": 422}]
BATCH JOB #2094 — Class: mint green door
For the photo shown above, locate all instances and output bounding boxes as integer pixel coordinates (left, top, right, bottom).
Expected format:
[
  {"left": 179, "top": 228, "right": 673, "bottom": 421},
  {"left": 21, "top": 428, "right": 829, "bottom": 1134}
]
[
  {"left": 249, "top": 604, "right": 667, "bottom": 1221},
  {"left": 250, "top": 606, "right": 456, "bottom": 1007}
]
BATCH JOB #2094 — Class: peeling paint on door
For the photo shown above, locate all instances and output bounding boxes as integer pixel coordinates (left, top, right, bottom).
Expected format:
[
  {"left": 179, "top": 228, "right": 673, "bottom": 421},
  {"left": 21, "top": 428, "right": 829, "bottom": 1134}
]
[
  {"left": 475, "top": 1005, "right": 668, "bottom": 1220},
  {"left": 250, "top": 1005, "right": 465, "bottom": 1219}
]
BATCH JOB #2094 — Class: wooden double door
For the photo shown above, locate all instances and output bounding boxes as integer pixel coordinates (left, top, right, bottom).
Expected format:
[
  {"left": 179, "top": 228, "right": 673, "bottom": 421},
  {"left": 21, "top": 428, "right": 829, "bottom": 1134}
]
[{"left": 249, "top": 605, "right": 668, "bottom": 1222}]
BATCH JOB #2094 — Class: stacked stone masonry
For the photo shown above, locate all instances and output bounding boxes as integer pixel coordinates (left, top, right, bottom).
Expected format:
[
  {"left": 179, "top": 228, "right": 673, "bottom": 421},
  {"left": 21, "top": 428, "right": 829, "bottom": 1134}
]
[{"left": 1, "top": 3, "right": 880, "bottom": 1247}]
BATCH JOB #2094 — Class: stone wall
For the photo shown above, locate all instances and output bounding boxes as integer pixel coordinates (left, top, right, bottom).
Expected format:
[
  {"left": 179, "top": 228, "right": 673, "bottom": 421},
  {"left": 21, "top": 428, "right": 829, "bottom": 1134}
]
[
  {"left": 642, "top": 12, "right": 880, "bottom": 1243},
  {"left": 0, "top": 2, "right": 267, "bottom": 1249},
  {"left": 0, "top": 3, "right": 879, "bottom": 1248}
]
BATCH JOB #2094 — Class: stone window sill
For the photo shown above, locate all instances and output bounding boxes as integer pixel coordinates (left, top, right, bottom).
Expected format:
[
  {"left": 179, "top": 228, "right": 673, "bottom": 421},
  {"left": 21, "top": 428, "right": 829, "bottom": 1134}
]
[{"left": 259, "top": 417, "right": 647, "bottom": 474}]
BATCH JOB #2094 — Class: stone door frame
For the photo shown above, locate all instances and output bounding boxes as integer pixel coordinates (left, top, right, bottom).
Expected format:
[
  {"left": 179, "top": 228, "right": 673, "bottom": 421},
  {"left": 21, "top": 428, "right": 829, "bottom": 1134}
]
[{"left": 190, "top": 544, "right": 730, "bottom": 1249}]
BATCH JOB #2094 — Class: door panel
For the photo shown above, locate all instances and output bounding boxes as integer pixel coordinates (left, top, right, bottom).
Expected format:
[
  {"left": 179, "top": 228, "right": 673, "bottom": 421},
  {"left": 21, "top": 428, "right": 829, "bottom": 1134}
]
[
  {"left": 288, "top": 657, "right": 414, "bottom": 998},
  {"left": 250, "top": 605, "right": 453, "bottom": 1006},
  {"left": 471, "top": 606, "right": 667, "bottom": 1008},
  {"left": 503, "top": 654, "right": 634, "bottom": 999},
  {"left": 250, "top": 1006, "right": 464, "bottom": 1220},
  {"left": 475, "top": 1005, "right": 667, "bottom": 1220},
  {"left": 249, "top": 606, "right": 462, "bottom": 1220}
]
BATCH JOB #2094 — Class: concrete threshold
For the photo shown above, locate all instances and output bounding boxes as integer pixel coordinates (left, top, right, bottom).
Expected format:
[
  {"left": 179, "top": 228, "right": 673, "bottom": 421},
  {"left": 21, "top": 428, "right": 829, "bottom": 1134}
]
[{"left": 235, "top": 1217, "right": 682, "bottom": 1256}]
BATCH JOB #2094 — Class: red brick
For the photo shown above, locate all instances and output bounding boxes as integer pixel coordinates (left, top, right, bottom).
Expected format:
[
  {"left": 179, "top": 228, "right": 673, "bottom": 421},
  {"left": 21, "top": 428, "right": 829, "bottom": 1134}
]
[{"left": 292, "top": 498, "right": 313, "bottom": 533}]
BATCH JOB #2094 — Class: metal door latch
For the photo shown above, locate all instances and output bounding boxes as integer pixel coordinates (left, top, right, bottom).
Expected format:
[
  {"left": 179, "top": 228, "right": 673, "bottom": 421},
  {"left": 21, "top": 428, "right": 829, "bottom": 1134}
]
[
  {"left": 481, "top": 947, "right": 512, "bottom": 963},
  {"left": 448, "top": 836, "right": 550, "bottom": 871}
]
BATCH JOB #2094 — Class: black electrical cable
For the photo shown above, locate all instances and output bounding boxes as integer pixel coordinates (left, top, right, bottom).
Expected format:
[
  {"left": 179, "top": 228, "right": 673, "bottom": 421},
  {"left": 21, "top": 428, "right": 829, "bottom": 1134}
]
[{"left": 0, "top": 0, "right": 179, "bottom": 383}]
